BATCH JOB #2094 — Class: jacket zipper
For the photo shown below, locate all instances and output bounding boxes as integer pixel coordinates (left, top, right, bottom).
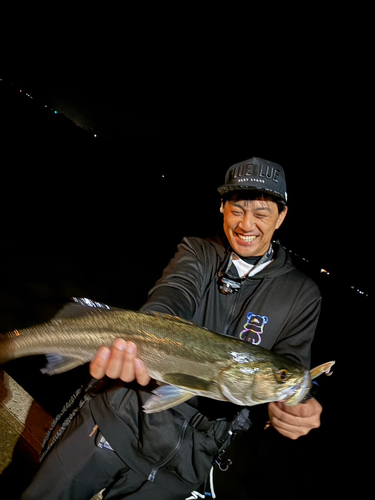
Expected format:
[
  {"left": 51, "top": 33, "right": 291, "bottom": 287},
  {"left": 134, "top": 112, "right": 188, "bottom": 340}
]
[
  {"left": 148, "top": 419, "right": 189, "bottom": 482},
  {"left": 222, "top": 290, "right": 241, "bottom": 335}
]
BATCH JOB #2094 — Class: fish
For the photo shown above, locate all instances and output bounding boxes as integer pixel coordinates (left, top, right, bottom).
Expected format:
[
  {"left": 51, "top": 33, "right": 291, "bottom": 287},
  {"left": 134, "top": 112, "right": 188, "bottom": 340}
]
[{"left": 0, "top": 298, "right": 335, "bottom": 413}]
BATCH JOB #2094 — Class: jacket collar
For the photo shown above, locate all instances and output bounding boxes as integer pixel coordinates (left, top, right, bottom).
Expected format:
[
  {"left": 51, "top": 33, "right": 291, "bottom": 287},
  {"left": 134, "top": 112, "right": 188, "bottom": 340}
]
[{"left": 207, "top": 234, "right": 295, "bottom": 279}]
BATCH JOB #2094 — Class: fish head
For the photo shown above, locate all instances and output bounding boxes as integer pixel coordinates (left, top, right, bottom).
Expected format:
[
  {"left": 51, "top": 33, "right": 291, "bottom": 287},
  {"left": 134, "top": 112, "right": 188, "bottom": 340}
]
[{"left": 219, "top": 352, "right": 311, "bottom": 406}]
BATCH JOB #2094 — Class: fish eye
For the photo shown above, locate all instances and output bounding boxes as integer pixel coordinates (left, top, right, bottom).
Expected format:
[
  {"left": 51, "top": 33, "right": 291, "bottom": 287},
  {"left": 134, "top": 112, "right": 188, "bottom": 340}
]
[{"left": 276, "top": 369, "right": 291, "bottom": 383}]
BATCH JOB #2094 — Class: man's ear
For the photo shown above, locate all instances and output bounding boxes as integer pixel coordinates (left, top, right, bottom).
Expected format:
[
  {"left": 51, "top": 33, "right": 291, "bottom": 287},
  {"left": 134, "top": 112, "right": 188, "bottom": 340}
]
[
  {"left": 276, "top": 206, "right": 288, "bottom": 229},
  {"left": 220, "top": 201, "right": 224, "bottom": 214}
]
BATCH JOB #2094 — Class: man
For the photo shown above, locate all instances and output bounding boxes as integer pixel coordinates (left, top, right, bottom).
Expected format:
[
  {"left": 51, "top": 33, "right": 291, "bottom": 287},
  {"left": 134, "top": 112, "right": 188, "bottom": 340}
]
[
  {"left": 90, "top": 157, "right": 322, "bottom": 439},
  {"left": 22, "top": 157, "right": 322, "bottom": 500}
]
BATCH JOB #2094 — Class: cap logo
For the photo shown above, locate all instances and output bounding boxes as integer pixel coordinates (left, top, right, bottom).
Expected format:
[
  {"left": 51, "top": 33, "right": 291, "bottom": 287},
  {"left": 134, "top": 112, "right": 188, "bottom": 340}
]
[{"left": 229, "top": 162, "right": 280, "bottom": 184}]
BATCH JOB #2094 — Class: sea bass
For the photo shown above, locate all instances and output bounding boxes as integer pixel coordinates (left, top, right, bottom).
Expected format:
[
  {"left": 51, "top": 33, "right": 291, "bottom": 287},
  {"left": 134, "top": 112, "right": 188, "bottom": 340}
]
[{"left": 0, "top": 298, "right": 334, "bottom": 413}]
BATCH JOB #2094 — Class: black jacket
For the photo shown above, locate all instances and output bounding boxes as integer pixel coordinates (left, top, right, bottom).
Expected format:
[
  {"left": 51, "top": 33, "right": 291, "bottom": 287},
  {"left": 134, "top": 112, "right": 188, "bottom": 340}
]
[
  {"left": 88, "top": 237, "right": 321, "bottom": 489},
  {"left": 141, "top": 237, "right": 321, "bottom": 369}
]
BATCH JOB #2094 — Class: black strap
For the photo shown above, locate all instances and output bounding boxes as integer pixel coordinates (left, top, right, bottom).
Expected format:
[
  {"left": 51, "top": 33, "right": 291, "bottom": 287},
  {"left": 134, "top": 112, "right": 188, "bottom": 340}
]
[
  {"left": 189, "top": 412, "right": 219, "bottom": 432},
  {"left": 40, "top": 376, "right": 110, "bottom": 461},
  {"left": 173, "top": 404, "right": 220, "bottom": 432}
]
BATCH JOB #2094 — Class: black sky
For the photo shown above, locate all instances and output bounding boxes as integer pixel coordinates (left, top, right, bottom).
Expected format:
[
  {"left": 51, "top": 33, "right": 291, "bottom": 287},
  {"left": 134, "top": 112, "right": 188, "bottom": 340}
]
[{"left": 1, "top": 23, "right": 371, "bottom": 295}]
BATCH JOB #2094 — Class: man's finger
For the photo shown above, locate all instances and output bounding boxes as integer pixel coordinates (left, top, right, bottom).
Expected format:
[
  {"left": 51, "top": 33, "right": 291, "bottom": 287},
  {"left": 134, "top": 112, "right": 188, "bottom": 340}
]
[
  {"left": 105, "top": 339, "right": 128, "bottom": 379},
  {"left": 134, "top": 358, "right": 151, "bottom": 386},
  {"left": 119, "top": 341, "right": 137, "bottom": 382},
  {"left": 89, "top": 346, "right": 111, "bottom": 379},
  {"left": 268, "top": 401, "right": 321, "bottom": 439},
  {"left": 269, "top": 402, "right": 304, "bottom": 425}
]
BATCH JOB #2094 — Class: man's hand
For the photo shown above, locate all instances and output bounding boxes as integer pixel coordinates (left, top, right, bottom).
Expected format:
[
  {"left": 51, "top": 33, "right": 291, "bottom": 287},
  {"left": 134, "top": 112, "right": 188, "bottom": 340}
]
[
  {"left": 89, "top": 339, "right": 151, "bottom": 386},
  {"left": 268, "top": 397, "right": 322, "bottom": 440}
]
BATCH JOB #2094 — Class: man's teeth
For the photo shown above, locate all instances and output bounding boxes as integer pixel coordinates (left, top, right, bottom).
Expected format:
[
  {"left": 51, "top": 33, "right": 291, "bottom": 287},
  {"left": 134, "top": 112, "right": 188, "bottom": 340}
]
[{"left": 237, "top": 235, "right": 256, "bottom": 242}]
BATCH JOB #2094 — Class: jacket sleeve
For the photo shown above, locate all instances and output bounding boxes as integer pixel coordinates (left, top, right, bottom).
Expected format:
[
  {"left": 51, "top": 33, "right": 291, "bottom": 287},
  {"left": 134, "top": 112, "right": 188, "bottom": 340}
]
[{"left": 140, "top": 237, "right": 210, "bottom": 318}]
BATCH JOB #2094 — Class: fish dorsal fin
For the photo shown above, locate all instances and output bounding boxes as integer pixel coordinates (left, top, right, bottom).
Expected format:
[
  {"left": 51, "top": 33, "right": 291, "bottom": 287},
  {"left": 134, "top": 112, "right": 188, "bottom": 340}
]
[
  {"left": 53, "top": 297, "right": 116, "bottom": 321},
  {"left": 72, "top": 297, "right": 112, "bottom": 309}
]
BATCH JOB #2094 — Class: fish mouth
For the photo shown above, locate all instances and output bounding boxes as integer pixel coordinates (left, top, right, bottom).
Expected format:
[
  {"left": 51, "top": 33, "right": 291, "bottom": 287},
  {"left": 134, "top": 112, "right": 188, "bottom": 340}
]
[
  {"left": 281, "top": 371, "right": 311, "bottom": 406},
  {"left": 278, "top": 362, "right": 335, "bottom": 405}
]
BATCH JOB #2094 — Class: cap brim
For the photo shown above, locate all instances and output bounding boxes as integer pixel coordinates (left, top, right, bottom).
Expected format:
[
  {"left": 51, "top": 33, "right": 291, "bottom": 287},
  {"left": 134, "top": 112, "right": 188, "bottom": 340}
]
[{"left": 217, "top": 184, "right": 287, "bottom": 202}]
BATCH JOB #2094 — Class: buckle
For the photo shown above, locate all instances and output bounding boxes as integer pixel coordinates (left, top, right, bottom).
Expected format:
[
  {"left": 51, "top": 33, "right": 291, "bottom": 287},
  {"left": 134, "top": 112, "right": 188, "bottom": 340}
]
[{"left": 190, "top": 412, "right": 206, "bottom": 429}]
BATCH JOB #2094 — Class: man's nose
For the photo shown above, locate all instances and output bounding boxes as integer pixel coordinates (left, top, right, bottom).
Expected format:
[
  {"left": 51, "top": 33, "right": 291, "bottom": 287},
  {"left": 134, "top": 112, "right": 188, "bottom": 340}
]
[{"left": 239, "top": 214, "right": 255, "bottom": 232}]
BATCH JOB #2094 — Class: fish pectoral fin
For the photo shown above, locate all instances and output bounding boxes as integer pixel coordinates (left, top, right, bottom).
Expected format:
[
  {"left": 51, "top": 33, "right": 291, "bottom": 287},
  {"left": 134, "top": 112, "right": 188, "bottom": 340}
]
[
  {"left": 143, "top": 385, "right": 195, "bottom": 414},
  {"left": 41, "top": 354, "right": 84, "bottom": 375},
  {"left": 163, "top": 373, "right": 214, "bottom": 392}
]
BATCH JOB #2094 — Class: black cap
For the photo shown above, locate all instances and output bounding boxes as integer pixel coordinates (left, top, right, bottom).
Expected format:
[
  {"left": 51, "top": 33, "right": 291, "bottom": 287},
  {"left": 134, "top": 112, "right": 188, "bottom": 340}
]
[{"left": 218, "top": 157, "right": 288, "bottom": 203}]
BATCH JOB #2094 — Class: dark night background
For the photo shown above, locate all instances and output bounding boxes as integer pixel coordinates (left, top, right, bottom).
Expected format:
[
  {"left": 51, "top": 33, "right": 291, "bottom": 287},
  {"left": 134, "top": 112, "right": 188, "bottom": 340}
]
[{"left": 0, "top": 15, "right": 370, "bottom": 498}]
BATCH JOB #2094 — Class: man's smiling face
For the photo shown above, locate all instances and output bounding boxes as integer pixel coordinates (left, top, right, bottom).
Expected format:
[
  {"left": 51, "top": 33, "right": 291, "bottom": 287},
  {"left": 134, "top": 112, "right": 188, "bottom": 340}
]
[{"left": 222, "top": 194, "right": 288, "bottom": 258}]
